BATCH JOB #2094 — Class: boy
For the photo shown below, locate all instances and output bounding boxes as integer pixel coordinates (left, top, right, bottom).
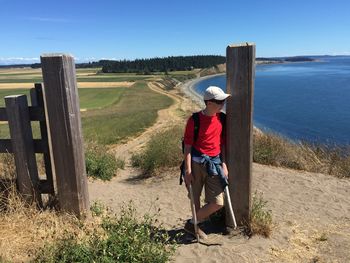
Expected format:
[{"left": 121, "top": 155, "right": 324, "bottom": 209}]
[{"left": 183, "top": 86, "right": 231, "bottom": 239}]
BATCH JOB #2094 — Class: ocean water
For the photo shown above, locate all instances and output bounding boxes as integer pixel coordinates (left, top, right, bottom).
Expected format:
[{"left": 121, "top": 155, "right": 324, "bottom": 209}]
[{"left": 194, "top": 56, "right": 350, "bottom": 145}]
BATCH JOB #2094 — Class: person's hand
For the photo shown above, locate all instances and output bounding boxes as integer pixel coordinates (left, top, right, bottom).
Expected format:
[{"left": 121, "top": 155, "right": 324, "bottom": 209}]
[
  {"left": 184, "top": 170, "right": 193, "bottom": 187},
  {"left": 222, "top": 163, "right": 229, "bottom": 178}
]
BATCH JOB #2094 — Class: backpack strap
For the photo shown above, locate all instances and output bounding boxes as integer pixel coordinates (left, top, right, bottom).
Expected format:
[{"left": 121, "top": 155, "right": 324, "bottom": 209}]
[
  {"left": 219, "top": 112, "right": 226, "bottom": 128},
  {"left": 192, "top": 112, "right": 200, "bottom": 142}
]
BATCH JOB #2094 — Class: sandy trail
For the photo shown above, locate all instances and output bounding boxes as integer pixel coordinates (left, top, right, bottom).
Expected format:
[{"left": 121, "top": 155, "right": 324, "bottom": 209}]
[{"left": 88, "top": 78, "right": 350, "bottom": 263}]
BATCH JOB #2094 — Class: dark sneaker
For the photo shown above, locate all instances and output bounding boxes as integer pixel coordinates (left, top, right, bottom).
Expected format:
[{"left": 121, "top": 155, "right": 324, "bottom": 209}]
[{"left": 184, "top": 220, "right": 208, "bottom": 240}]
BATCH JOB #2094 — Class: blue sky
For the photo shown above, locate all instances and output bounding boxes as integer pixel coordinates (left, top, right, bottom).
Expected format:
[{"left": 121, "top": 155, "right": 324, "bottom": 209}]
[{"left": 1, "top": 0, "right": 350, "bottom": 64}]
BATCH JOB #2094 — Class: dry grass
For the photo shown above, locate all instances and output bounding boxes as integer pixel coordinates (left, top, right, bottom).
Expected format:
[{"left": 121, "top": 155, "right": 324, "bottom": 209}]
[
  {"left": 77, "top": 81, "right": 134, "bottom": 88},
  {"left": 253, "top": 132, "right": 350, "bottom": 178},
  {"left": 0, "top": 153, "right": 97, "bottom": 262},
  {"left": 0, "top": 182, "right": 88, "bottom": 262}
]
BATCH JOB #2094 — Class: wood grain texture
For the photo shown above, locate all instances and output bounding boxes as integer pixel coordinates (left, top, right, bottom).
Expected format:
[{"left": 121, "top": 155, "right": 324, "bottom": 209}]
[
  {"left": 5, "top": 95, "right": 42, "bottom": 205},
  {"left": 225, "top": 43, "right": 255, "bottom": 226},
  {"left": 41, "top": 54, "right": 89, "bottom": 217}
]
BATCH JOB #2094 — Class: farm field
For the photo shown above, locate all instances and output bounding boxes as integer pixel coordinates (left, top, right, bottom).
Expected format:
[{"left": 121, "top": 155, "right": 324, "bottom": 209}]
[
  {"left": 0, "top": 67, "right": 176, "bottom": 144},
  {"left": 0, "top": 68, "right": 156, "bottom": 85}
]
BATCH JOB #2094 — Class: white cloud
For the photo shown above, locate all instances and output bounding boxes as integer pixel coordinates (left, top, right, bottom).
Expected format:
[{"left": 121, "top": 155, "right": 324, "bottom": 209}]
[{"left": 0, "top": 57, "right": 39, "bottom": 65}]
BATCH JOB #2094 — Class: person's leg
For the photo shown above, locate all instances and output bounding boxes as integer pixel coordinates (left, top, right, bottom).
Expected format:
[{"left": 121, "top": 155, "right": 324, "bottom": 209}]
[
  {"left": 190, "top": 162, "right": 205, "bottom": 212},
  {"left": 196, "top": 202, "right": 223, "bottom": 222},
  {"left": 184, "top": 162, "right": 208, "bottom": 239},
  {"left": 197, "top": 173, "right": 225, "bottom": 222}
]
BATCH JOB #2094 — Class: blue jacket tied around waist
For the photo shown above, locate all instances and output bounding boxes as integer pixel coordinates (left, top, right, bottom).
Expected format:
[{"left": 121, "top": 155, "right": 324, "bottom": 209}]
[{"left": 180, "top": 147, "right": 228, "bottom": 189}]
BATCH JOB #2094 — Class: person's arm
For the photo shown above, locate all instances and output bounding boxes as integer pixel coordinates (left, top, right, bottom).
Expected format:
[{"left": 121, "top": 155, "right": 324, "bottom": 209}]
[{"left": 184, "top": 144, "right": 193, "bottom": 186}]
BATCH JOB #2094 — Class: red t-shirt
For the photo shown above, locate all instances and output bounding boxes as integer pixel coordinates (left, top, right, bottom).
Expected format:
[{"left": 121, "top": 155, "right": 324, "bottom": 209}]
[{"left": 184, "top": 111, "right": 224, "bottom": 156}]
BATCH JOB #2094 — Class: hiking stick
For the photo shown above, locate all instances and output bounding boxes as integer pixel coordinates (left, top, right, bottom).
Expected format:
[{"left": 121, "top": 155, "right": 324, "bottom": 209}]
[
  {"left": 224, "top": 186, "right": 237, "bottom": 229},
  {"left": 189, "top": 184, "right": 200, "bottom": 242}
]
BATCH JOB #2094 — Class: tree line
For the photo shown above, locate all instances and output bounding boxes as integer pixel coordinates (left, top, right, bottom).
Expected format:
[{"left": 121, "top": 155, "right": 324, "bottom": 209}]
[
  {"left": 30, "top": 55, "right": 226, "bottom": 73},
  {"left": 99, "top": 55, "right": 226, "bottom": 73},
  {"left": 21, "top": 55, "right": 314, "bottom": 71}
]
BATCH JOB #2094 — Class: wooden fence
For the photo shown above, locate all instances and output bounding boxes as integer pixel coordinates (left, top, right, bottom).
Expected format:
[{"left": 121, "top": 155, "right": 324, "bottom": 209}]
[
  {"left": 0, "top": 54, "right": 89, "bottom": 217},
  {"left": 0, "top": 84, "right": 54, "bottom": 207}
]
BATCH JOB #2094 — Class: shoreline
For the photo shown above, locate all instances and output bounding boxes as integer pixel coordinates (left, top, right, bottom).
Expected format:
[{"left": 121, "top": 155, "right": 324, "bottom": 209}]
[{"left": 178, "top": 74, "right": 225, "bottom": 108}]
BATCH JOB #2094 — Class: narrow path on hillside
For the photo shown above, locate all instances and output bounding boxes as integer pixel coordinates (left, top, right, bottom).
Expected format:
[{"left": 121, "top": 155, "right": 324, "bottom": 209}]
[{"left": 108, "top": 81, "right": 190, "bottom": 177}]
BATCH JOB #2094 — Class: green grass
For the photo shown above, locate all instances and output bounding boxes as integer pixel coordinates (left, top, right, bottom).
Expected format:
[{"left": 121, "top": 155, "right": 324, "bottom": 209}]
[
  {"left": 0, "top": 82, "right": 173, "bottom": 145},
  {"left": 85, "top": 143, "right": 124, "bottom": 181},
  {"left": 82, "top": 82, "right": 173, "bottom": 145},
  {"left": 34, "top": 203, "right": 176, "bottom": 263},
  {"left": 131, "top": 125, "right": 183, "bottom": 176},
  {"left": 0, "top": 88, "right": 124, "bottom": 109},
  {"left": 78, "top": 88, "right": 126, "bottom": 110},
  {"left": 0, "top": 78, "right": 43, "bottom": 83},
  {"left": 0, "top": 88, "right": 128, "bottom": 139},
  {"left": 0, "top": 89, "right": 31, "bottom": 106}
]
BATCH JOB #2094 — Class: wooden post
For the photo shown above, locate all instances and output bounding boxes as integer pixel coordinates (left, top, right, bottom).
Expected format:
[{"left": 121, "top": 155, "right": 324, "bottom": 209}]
[
  {"left": 40, "top": 54, "right": 89, "bottom": 217},
  {"left": 225, "top": 43, "right": 255, "bottom": 226},
  {"left": 5, "top": 95, "right": 42, "bottom": 205},
  {"left": 30, "top": 84, "right": 55, "bottom": 194}
]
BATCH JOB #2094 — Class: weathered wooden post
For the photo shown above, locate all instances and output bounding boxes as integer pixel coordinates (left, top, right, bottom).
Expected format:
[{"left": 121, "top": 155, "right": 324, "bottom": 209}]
[
  {"left": 30, "top": 83, "right": 55, "bottom": 195},
  {"left": 5, "top": 95, "right": 42, "bottom": 205},
  {"left": 40, "top": 54, "right": 89, "bottom": 217},
  {"left": 226, "top": 43, "right": 255, "bottom": 226}
]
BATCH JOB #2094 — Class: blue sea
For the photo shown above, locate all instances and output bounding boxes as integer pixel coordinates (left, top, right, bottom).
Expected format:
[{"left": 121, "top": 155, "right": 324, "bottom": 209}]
[{"left": 194, "top": 56, "right": 350, "bottom": 145}]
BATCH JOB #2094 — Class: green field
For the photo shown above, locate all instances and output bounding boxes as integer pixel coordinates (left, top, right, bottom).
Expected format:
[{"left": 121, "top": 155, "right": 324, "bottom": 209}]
[
  {"left": 0, "top": 67, "right": 181, "bottom": 145},
  {"left": 0, "top": 68, "right": 158, "bottom": 83},
  {"left": 0, "top": 82, "right": 173, "bottom": 144},
  {"left": 0, "top": 88, "right": 126, "bottom": 109},
  {"left": 82, "top": 82, "right": 173, "bottom": 144}
]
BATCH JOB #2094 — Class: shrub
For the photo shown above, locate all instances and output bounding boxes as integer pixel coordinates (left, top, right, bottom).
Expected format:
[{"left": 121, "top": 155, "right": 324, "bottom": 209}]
[
  {"left": 85, "top": 144, "right": 123, "bottom": 181},
  {"left": 34, "top": 203, "right": 176, "bottom": 263},
  {"left": 250, "top": 192, "right": 272, "bottom": 238},
  {"left": 90, "top": 200, "right": 105, "bottom": 217},
  {"left": 131, "top": 126, "right": 183, "bottom": 176}
]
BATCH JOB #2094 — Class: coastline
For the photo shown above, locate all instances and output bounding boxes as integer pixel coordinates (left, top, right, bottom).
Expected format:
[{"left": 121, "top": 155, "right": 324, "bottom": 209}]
[
  {"left": 177, "top": 73, "right": 263, "bottom": 135},
  {"left": 178, "top": 74, "right": 225, "bottom": 108}
]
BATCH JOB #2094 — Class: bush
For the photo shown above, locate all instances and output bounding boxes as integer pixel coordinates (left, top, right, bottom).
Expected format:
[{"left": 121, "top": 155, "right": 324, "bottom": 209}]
[
  {"left": 131, "top": 126, "right": 183, "bottom": 176},
  {"left": 90, "top": 200, "right": 105, "bottom": 217},
  {"left": 85, "top": 144, "right": 124, "bottom": 181},
  {"left": 34, "top": 203, "right": 176, "bottom": 263},
  {"left": 250, "top": 192, "right": 273, "bottom": 238}
]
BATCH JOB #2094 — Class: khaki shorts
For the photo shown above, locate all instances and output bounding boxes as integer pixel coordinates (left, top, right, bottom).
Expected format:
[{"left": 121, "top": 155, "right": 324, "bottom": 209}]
[{"left": 188, "top": 161, "right": 224, "bottom": 206}]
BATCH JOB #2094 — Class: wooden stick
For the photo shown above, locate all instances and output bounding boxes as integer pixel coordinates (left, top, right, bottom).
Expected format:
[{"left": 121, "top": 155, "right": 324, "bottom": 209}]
[
  {"left": 189, "top": 184, "right": 200, "bottom": 242},
  {"left": 224, "top": 186, "right": 237, "bottom": 229}
]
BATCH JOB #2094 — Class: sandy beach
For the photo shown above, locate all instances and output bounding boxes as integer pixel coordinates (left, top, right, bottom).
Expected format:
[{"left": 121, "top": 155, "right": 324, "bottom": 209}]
[{"left": 88, "top": 78, "right": 350, "bottom": 263}]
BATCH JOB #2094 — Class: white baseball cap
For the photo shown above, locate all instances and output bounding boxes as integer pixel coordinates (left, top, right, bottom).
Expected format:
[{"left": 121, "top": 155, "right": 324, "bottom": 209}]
[{"left": 203, "top": 86, "right": 231, "bottom": 101}]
